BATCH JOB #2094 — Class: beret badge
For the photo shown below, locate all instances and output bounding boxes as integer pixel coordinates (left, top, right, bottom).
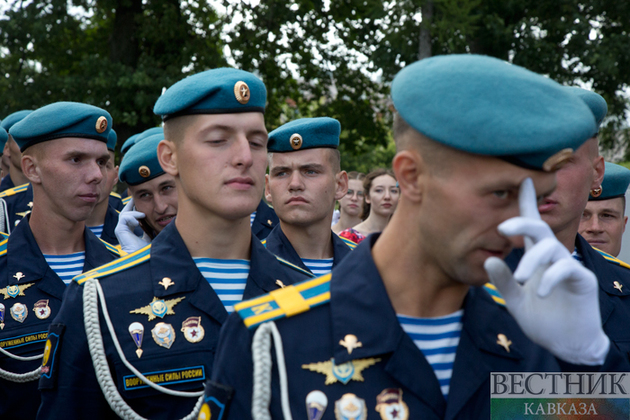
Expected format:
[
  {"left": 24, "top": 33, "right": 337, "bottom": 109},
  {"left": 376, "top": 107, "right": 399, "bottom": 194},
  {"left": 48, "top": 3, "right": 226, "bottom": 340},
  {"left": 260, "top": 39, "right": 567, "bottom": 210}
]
[
  {"left": 95, "top": 116, "right": 108, "bottom": 134},
  {"left": 290, "top": 133, "right": 303, "bottom": 150},
  {"left": 138, "top": 165, "right": 151, "bottom": 178},
  {"left": 234, "top": 81, "right": 250, "bottom": 104}
]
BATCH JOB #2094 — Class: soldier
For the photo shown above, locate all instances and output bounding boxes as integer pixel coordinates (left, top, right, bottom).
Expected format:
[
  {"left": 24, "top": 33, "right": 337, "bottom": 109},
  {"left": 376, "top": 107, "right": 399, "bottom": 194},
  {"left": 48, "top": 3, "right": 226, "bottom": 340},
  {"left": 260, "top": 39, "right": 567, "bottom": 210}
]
[
  {"left": 0, "top": 110, "right": 32, "bottom": 192},
  {"left": 114, "top": 132, "right": 178, "bottom": 253},
  {"left": 37, "top": 68, "right": 313, "bottom": 419},
  {"left": 202, "top": 55, "right": 628, "bottom": 419},
  {"left": 0, "top": 102, "right": 120, "bottom": 418},
  {"left": 579, "top": 162, "right": 630, "bottom": 257},
  {"left": 263, "top": 117, "right": 355, "bottom": 275},
  {"left": 86, "top": 129, "right": 122, "bottom": 245}
]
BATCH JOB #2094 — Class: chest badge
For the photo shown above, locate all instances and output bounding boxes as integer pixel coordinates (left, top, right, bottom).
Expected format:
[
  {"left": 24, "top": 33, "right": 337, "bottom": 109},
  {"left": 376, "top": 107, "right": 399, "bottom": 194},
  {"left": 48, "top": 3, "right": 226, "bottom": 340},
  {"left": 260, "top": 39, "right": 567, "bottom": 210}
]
[
  {"left": 10, "top": 302, "right": 27, "bottom": 322},
  {"left": 33, "top": 299, "right": 51, "bottom": 319},
  {"left": 375, "top": 388, "right": 409, "bottom": 420},
  {"left": 497, "top": 333, "right": 512, "bottom": 353},
  {"left": 13, "top": 272, "right": 25, "bottom": 281},
  {"left": 306, "top": 390, "right": 328, "bottom": 420},
  {"left": 151, "top": 322, "right": 175, "bottom": 349},
  {"left": 334, "top": 393, "right": 366, "bottom": 420},
  {"left": 130, "top": 296, "right": 185, "bottom": 321},
  {"left": 339, "top": 334, "right": 362, "bottom": 354},
  {"left": 129, "top": 322, "right": 144, "bottom": 358},
  {"left": 1, "top": 283, "right": 34, "bottom": 299},
  {"left": 0, "top": 303, "right": 4, "bottom": 329},
  {"left": 302, "top": 357, "right": 381, "bottom": 385},
  {"left": 181, "top": 316, "right": 205, "bottom": 343},
  {"left": 614, "top": 281, "right": 623, "bottom": 293},
  {"left": 159, "top": 277, "right": 174, "bottom": 290}
]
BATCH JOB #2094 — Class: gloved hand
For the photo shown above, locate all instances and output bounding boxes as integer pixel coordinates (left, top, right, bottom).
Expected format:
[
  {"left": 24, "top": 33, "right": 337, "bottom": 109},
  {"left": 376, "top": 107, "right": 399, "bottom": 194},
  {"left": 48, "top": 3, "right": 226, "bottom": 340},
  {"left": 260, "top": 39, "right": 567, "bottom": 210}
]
[
  {"left": 114, "top": 198, "right": 151, "bottom": 254},
  {"left": 484, "top": 177, "right": 609, "bottom": 365}
]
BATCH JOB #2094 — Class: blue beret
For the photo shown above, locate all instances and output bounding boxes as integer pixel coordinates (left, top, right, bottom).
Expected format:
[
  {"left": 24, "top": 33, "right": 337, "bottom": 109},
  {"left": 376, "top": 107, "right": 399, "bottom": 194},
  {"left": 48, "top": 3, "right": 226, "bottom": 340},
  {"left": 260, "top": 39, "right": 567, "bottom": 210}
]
[
  {"left": 107, "top": 129, "right": 117, "bottom": 151},
  {"left": 0, "top": 127, "right": 7, "bottom": 151},
  {"left": 119, "top": 132, "right": 165, "bottom": 186},
  {"left": 1, "top": 110, "right": 33, "bottom": 131},
  {"left": 154, "top": 68, "right": 266, "bottom": 121},
  {"left": 268, "top": 117, "right": 340, "bottom": 153},
  {"left": 590, "top": 162, "right": 630, "bottom": 201},
  {"left": 121, "top": 127, "right": 163, "bottom": 155},
  {"left": 391, "top": 55, "right": 597, "bottom": 171},
  {"left": 10, "top": 102, "right": 112, "bottom": 152},
  {"left": 565, "top": 86, "right": 608, "bottom": 128}
]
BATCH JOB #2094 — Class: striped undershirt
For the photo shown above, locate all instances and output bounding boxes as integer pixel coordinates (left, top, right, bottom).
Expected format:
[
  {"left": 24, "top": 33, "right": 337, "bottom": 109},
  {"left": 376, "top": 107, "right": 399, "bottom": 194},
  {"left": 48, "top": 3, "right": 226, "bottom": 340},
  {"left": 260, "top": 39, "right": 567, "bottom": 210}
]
[
  {"left": 572, "top": 247, "right": 583, "bottom": 265},
  {"left": 301, "top": 258, "right": 334, "bottom": 276},
  {"left": 193, "top": 258, "right": 250, "bottom": 313},
  {"left": 250, "top": 211, "right": 257, "bottom": 227},
  {"left": 398, "top": 309, "right": 464, "bottom": 399},
  {"left": 44, "top": 252, "right": 86, "bottom": 285},
  {"left": 88, "top": 224, "right": 104, "bottom": 238}
]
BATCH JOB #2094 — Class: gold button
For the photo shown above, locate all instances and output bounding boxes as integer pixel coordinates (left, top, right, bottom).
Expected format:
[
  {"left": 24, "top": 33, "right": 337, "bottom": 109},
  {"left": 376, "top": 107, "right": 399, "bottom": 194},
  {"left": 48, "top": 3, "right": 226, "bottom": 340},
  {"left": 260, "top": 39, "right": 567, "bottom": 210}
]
[
  {"left": 290, "top": 133, "right": 303, "bottom": 150},
  {"left": 234, "top": 81, "right": 250, "bottom": 104},
  {"left": 138, "top": 166, "right": 151, "bottom": 178},
  {"left": 95, "top": 116, "right": 108, "bottom": 133}
]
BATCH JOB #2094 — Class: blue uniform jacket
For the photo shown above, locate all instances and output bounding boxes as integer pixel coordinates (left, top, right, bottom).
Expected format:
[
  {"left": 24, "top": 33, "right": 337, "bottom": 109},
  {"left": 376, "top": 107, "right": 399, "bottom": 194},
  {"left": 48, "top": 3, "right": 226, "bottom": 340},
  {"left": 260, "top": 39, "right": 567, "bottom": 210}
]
[
  {"left": 205, "top": 234, "right": 630, "bottom": 420},
  {"left": 108, "top": 193, "right": 124, "bottom": 211},
  {"left": 506, "top": 234, "right": 630, "bottom": 361},
  {"left": 251, "top": 200, "right": 279, "bottom": 240},
  {"left": 0, "top": 218, "right": 119, "bottom": 418},
  {"left": 0, "top": 174, "right": 14, "bottom": 193},
  {"left": 0, "top": 183, "right": 32, "bottom": 234},
  {"left": 37, "top": 221, "right": 313, "bottom": 419},
  {"left": 98, "top": 203, "right": 120, "bottom": 246},
  {"left": 264, "top": 224, "right": 353, "bottom": 274}
]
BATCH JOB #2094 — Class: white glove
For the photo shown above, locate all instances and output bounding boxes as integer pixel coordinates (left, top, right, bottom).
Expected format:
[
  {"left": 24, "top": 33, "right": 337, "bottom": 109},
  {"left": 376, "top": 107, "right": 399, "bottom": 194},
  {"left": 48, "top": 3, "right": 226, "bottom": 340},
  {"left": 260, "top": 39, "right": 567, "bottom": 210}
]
[
  {"left": 115, "top": 198, "right": 151, "bottom": 254},
  {"left": 484, "top": 177, "right": 609, "bottom": 365}
]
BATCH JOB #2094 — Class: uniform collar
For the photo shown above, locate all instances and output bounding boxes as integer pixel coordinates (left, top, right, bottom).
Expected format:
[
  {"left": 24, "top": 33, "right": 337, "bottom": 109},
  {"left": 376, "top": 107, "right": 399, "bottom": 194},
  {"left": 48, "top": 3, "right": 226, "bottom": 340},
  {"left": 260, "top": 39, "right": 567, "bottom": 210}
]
[
  {"left": 99, "top": 203, "right": 119, "bottom": 245},
  {"left": 251, "top": 200, "right": 277, "bottom": 238}
]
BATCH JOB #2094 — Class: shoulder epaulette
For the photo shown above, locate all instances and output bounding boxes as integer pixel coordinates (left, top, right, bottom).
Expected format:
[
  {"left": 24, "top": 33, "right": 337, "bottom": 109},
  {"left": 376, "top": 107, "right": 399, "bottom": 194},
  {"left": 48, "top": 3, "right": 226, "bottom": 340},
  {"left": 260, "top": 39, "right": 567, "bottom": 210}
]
[
  {"left": 0, "top": 232, "right": 8, "bottom": 239},
  {"left": 483, "top": 283, "right": 505, "bottom": 306},
  {"left": 0, "top": 236, "right": 8, "bottom": 257},
  {"left": 99, "top": 239, "right": 122, "bottom": 257},
  {"left": 122, "top": 196, "right": 132, "bottom": 205},
  {"left": 235, "top": 273, "right": 331, "bottom": 328},
  {"left": 340, "top": 236, "right": 357, "bottom": 249},
  {"left": 74, "top": 244, "right": 151, "bottom": 285},
  {"left": 275, "top": 255, "right": 315, "bottom": 278},
  {"left": 594, "top": 247, "right": 630, "bottom": 270},
  {"left": 0, "top": 183, "right": 29, "bottom": 198},
  {"left": 109, "top": 192, "right": 122, "bottom": 199}
]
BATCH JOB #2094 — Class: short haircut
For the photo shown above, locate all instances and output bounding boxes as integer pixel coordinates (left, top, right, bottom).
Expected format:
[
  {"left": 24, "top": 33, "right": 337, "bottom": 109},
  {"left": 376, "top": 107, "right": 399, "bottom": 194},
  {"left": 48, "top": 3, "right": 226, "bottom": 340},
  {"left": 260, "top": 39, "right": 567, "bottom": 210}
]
[{"left": 163, "top": 115, "right": 196, "bottom": 144}]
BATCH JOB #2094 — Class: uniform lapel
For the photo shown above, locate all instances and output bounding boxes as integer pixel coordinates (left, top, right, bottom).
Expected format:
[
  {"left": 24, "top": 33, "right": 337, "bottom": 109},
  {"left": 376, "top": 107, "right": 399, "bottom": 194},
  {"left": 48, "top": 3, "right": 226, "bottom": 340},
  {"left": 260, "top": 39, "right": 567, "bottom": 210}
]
[
  {"left": 243, "top": 236, "right": 285, "bottom": 298},
  {"left": 331, "top": 232, "right": 352, "bottom": 267},
  {"left": 264, "top": 225, "right": 311, "bottom": 273}
]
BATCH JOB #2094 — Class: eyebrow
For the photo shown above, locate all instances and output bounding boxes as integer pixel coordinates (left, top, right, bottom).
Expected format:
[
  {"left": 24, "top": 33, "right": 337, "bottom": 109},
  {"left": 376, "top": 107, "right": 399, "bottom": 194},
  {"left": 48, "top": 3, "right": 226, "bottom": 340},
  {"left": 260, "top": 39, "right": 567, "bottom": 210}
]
[
  {"left": 64, "top": 150, "right": 110, "bottom": 162},
  {"left": 270, "top": 163, "right": 326, "bottom": 174}
]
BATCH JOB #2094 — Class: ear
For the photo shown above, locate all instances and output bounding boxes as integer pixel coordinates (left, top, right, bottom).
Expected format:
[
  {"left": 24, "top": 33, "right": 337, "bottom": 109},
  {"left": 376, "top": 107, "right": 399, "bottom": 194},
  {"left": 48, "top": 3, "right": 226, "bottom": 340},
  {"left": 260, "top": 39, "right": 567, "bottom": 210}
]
[
  {"left": 264, "top": 174, "right": 273, "bottom": 204},
  {"left": 591, "top": 154, "right": 605, "bottom": 189},
  {"left": 624, "top": 216, "right": 628, "bottom": 232},
  {"left": 3, "top": 141, "right": 9, "bottom": 157},
  {"left": 334, "top": 170, "right": 349, "bottom": 201},
  {"left": 21, "top": 154, "right": 42, "bottom": 184},
  {"left": 392, "top": 149, "right": 423, "bottom": 203},
  {"left": 158, "top": 140, "right": 178, "bottom": 176}
]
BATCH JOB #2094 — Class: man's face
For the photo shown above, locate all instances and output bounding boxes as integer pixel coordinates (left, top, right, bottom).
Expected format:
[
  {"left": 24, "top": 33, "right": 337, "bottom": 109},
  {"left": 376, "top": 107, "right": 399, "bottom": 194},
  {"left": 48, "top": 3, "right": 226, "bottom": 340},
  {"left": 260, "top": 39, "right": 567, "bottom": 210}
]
[
  {"left": 169, "top": 113, "right": 268, "bottom": 220},
  {"left": 366, "top": 174, "right": 399, "bottom": 218},
  {"left": 579, "top": 198, "right": 627, "bottom": 256},
  {"left": 27, "top": 138, "right": 109, "bottom": 222},
  {"left": 266, "top": 148, "right": 345, "bottom": 227},
  {"left": 538, "top": 138, "right": 603, "bottom": 236},
  {"left": 97, "top": 150, "right": 119, "bottom": 205},
  {"left": 415, "top": 151, "right": 557, "bottom": 286},
  {"left": 130, "top": 174, "right": 178, "bottom": 233},
  {"left": 338, "top": 179, "right": 364, "bottom": 217}
]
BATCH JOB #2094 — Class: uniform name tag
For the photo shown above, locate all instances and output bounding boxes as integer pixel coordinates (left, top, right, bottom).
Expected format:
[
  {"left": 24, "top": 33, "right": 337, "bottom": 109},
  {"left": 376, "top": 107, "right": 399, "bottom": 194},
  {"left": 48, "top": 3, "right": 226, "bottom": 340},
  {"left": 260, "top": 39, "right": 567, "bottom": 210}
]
[
  {"left": 0, "top": 330, "right": 48, "bottom": 349},
  {"left": 123, "top": 365, "right": 205, "bottom": 390}
]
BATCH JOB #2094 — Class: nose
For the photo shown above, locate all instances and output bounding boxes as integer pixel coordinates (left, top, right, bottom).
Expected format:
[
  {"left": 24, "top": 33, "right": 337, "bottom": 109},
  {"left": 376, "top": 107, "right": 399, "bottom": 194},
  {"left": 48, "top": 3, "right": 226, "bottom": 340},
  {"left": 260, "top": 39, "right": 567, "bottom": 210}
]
[
  {"left": 586, "top": 217, "right": 604, "bottom": 233},
  {"left": 233, "top": 136, "right": 254, "bottom": 169},
  {"left": 153, "top": 194, "right": 169, "bottom": 214},
  {"left": 87, "top": 160, "right": 105, "bottom": 184},
  {"left": 288, "top": 171, "right": 304, "bottom": 192}
]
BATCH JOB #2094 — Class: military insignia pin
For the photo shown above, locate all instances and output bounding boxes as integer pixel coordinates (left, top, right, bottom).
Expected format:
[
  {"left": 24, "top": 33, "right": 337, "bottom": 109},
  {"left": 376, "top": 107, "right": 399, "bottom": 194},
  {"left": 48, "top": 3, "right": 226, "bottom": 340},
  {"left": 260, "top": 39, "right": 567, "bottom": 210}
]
[
  {"left": 302, "top": 357, "right": 381, "bottom": 385},
  {"left": 33, "top": 299, "right": 51, "bottom": 319},
  {"left": 96, "top": 116, "right": 108, "bottom": 133},
  {"left": 151, "top": 322, "right": 175, "bottom": 349},
  {"left": 159, "top": 277, "right": 174, "bottom": 290},
  {"left": 290, "top": 133, "right": 303, "bottom": 150},
  {"left": 334, "top": 393, "right": 366, "bottom": 420},
  {"left": 10, "top": 302, "right": 27, "bottom": 323},
  {"left": 0, "top": 283, "right": 34, "bottom": 299},
  {"left": 129, "top": 322, "right": 144, "bottom": 358},
  {"left": 614, "top": 281, "right": 623, "bottom": 293},
  {"left": 234, "top": 81, "right": 251, "bottom": 104},
  {"left": 130, "top": 296, "right": 185, "bottom": 321},
  {"left": 306, "top": 390, "right": 328, "bottom": 420},
  {"left": 497, "top": 333, "right": 512, "bottom": 352},
  {"left": 138, "top": 165, "right": 151, "bottom": 178},
  {"left": 339, "top": 334, "right": 362, "bottom": 354},
  {"left": 0, "top": 303, "right": 4, "bottom": 329},
  {"left": 13, "top": 272, "right": 25, "bottom": 281},
  {"left": 181, "top": 316, "right": 205, "bottom": 343},
  {"left": 375, "top": 388, "right": 409, "bottom": 420}
]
